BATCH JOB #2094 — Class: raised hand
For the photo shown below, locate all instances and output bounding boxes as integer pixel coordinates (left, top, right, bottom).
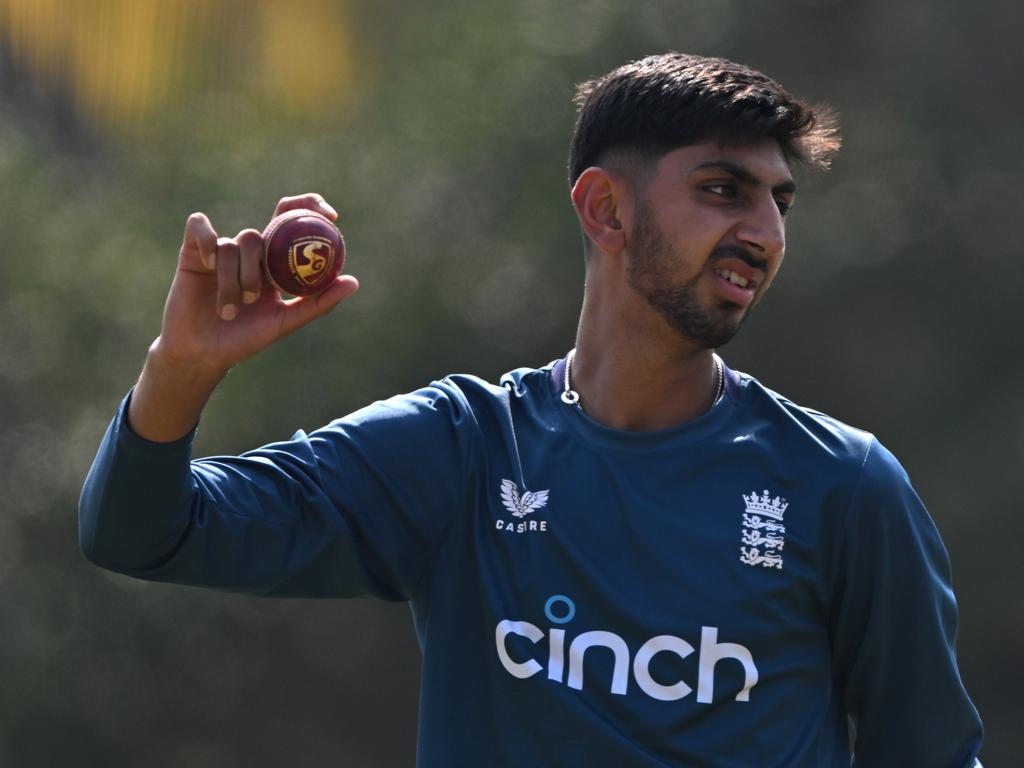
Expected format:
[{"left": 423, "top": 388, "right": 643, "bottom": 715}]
[
  {"left": 128, "top": 194, "right": 359, "bottom": 442},
  {"left": 156, "top": 193, "right": 359, "bottom": 376}
]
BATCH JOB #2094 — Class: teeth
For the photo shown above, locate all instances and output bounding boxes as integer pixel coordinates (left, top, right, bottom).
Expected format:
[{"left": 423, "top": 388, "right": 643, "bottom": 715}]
[
  {"left": 729, "top": 273, "right": 748, "bottom": 287},
  {"left": 716, "top": 269, "right": 749, "bottom": 288}
]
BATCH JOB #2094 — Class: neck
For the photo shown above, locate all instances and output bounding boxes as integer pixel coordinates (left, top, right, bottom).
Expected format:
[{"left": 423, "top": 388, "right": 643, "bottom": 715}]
[{"left": 568, "top": 284, "right": 723, "bottom": 432}]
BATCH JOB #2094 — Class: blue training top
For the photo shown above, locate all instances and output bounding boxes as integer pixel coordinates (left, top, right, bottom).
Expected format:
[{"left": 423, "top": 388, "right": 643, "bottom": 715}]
[{"left": 79, "top": 359, "right": 984, "bottom": 767}]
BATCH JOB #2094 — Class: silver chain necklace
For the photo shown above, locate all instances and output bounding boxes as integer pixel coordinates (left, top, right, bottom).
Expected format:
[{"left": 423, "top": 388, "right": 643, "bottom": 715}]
[
  {"left": 561, "top": 348, "right": 724, "bottom": 410},
  {"left": 561, "top": 349, "right": 581, "bottom": 405}
]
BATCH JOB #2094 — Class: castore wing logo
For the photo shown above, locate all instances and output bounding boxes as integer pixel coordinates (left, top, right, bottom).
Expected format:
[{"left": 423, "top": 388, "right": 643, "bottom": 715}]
[{"left": 496, "top": 479, "right": 550, "bottom": 534}]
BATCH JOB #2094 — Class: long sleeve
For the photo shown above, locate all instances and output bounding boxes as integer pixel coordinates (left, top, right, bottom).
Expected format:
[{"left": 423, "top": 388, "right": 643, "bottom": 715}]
[
  {"left": 79, "top": 380, "right": 483, "bottom": 601},
  {"left": 829, "top": 438, "right": 983, "bottom": 766}
]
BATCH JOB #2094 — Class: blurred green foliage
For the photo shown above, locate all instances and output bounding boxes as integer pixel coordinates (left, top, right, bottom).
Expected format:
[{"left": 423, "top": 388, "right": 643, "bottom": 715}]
[{"left": 1, "top": 0, "right": 1020, "bottom": 765}]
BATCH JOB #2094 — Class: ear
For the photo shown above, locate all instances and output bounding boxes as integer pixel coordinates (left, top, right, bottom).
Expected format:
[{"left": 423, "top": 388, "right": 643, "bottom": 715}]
[{"left": 570, "top": 167, "right": 628, "bottom": 256}]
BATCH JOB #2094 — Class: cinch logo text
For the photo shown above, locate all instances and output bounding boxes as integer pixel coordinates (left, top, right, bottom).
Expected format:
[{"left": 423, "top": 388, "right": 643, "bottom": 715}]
[{"left": 495, "top": 595, "right": 758, "bottom": 703}]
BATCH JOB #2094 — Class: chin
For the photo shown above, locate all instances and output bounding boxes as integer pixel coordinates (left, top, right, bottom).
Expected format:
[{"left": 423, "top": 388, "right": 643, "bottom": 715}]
[
  {"left": 669, "top": 305, "right": 747, "bottom": 350},
  {"left": 642, "top": 280, "right": 752, "bottom": 350}
]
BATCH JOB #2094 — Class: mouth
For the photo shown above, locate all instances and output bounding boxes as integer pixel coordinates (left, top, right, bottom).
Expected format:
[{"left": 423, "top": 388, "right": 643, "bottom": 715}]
[
  {"left": 710, "top": 259, "right": 762, "bottom": 307},
  {"left": 714, "top": 268, "right": 752, "bottom": 289}
]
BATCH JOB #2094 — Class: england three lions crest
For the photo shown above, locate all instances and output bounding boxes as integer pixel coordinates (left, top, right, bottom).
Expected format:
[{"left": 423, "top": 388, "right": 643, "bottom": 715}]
[{"left": 739, "top": 490, "right": 788, "bottom": 570}]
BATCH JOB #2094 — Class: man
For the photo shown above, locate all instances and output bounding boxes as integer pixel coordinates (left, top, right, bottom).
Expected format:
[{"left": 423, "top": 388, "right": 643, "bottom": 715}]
[{"left": 80, "top": 53, "right": 983, "bottom": 766}]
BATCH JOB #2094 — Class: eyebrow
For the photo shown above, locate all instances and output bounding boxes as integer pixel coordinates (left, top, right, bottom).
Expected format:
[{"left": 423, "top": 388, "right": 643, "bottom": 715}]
[{"left": 691, "top": 160, "right": 797, "bottom": 195}]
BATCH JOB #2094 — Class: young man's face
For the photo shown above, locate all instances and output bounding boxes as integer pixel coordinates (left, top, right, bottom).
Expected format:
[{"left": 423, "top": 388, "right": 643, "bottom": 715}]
[{"left": 624, "top": 139, "right": 795, "bottom": 349}]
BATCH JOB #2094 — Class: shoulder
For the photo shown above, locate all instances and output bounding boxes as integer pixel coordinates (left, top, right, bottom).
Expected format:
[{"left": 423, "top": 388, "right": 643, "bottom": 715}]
[
  {"left": 439, "top": 362, "right": 556, "bottom": 413},
  {"left": 334, "top": 362, "right": 556, "bottom": 432},
  {"left": 731, "top": 369, "right": 878, "bottom": 475},
  {"left": 731, "top": 371, "right": 941, "bottom": 583},
  {"left": 731, "top": 369, "right": 924, "bottom": 527}
]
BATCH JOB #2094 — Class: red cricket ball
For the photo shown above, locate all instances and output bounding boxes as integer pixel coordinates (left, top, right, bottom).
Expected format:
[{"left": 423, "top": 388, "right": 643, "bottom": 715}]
[{"left": 262, "top": 208, "right": 345, "bottom": 296}]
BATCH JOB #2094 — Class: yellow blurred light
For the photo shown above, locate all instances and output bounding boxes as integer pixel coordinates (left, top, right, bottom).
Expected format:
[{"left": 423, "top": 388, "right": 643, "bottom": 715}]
[
  {"left": 0, "top": 0, "right": 353, "bottom": 133},
  {"left": 260, "top": 0, "right": 353, "bottom": 117}
]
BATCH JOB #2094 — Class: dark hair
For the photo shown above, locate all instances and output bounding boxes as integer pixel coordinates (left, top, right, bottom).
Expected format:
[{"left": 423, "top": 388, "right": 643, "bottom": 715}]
[{"left": 568, "top": 53, "right": 840, "bottom": 186}]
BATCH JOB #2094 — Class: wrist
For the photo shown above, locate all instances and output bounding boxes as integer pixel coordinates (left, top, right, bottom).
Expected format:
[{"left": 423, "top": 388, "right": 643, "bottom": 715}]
[
  {"left": 128, "top": 340, "right": 227, "bottom": 443},
  {"left": 145, "top": 337, "right": 230, "bottom": 389}
]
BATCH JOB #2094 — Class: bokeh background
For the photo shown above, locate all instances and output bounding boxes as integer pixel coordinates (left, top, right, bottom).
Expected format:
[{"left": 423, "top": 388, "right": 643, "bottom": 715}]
[{"left": 1, "top": 1, "right": 1019, "bottom": 765}]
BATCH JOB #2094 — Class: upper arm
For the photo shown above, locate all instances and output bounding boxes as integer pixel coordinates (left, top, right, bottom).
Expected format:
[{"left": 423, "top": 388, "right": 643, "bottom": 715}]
[
  {"left": 81, "top": 380, "right": 482, "bottom": 601},
  {"left": 829, "top": 439, "right": 983, "bottom": 766}
]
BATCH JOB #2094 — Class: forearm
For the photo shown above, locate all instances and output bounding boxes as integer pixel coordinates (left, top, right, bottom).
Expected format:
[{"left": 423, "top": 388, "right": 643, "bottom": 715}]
[{"left": 128, "top": 340, "right": 227, "bottom": 443}]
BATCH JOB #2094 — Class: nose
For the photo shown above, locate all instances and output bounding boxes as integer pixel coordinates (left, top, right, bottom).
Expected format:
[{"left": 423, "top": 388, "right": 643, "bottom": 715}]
[{"left": 735, "top": 196, "right": 785, "bottom": 256}]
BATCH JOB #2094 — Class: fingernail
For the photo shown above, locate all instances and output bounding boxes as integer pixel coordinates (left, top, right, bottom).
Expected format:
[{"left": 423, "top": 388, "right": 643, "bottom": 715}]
[
  {"left": 220, "top": 304, "right": 237, "bottom": 321},
  {"left": 242, "top": 291, "right": 259, "bottom": 305},
  {"left": 204, "top": 251, "right": 216, "bottom": 270}
]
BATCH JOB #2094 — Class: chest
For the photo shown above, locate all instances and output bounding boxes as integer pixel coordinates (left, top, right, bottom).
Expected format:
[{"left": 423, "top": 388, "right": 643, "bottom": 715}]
[{"left": 471, "top": 438, "right": 842, "bottom": 653}]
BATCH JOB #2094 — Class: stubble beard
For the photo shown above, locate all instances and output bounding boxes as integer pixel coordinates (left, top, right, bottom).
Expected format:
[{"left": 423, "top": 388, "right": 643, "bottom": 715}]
[{"left": 626, "top": 200, "right": 749, "bottom": 350}]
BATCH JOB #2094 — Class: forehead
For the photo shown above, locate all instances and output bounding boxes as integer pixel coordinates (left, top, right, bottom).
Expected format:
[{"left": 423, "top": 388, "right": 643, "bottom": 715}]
[{"left": 652, "top": 139, "right": 794, "bottom": 188}]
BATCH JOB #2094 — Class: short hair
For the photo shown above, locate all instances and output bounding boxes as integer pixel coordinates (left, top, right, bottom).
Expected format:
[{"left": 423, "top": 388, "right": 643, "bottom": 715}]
[{"left": 568, "top": 53, "right": 840, "bottom": 186}]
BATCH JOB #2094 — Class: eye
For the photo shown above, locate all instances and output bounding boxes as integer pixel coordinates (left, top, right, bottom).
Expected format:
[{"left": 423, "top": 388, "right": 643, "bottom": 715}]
[
  {"left": 775, "top": 197, "right": 793, "bottom": 217},
  {"left": 704, "top": 183, "right": 737, "bottom": 198}
]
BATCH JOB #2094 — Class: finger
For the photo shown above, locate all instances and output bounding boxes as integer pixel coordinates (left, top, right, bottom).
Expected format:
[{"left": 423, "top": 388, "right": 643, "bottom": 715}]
[
  {"left": 215, "top": 237, "right": 242, "bottom": 321},
  {"left": 278, "top": 275, "right": 359, "bottom": 337},
  {"left": 182, "top": 212, "right": 219, "bottom": 270},
  {"left": 272, "top": 193, "right": 338, "bottom": 221},
  {"left": 236, "top": 228, "right": 264, "bottom": 304}
]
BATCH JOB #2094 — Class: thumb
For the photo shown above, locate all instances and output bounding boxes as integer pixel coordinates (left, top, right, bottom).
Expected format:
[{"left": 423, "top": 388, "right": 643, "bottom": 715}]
[{"left": 278, "top": 275, "right": 360, "bottom": 337}]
